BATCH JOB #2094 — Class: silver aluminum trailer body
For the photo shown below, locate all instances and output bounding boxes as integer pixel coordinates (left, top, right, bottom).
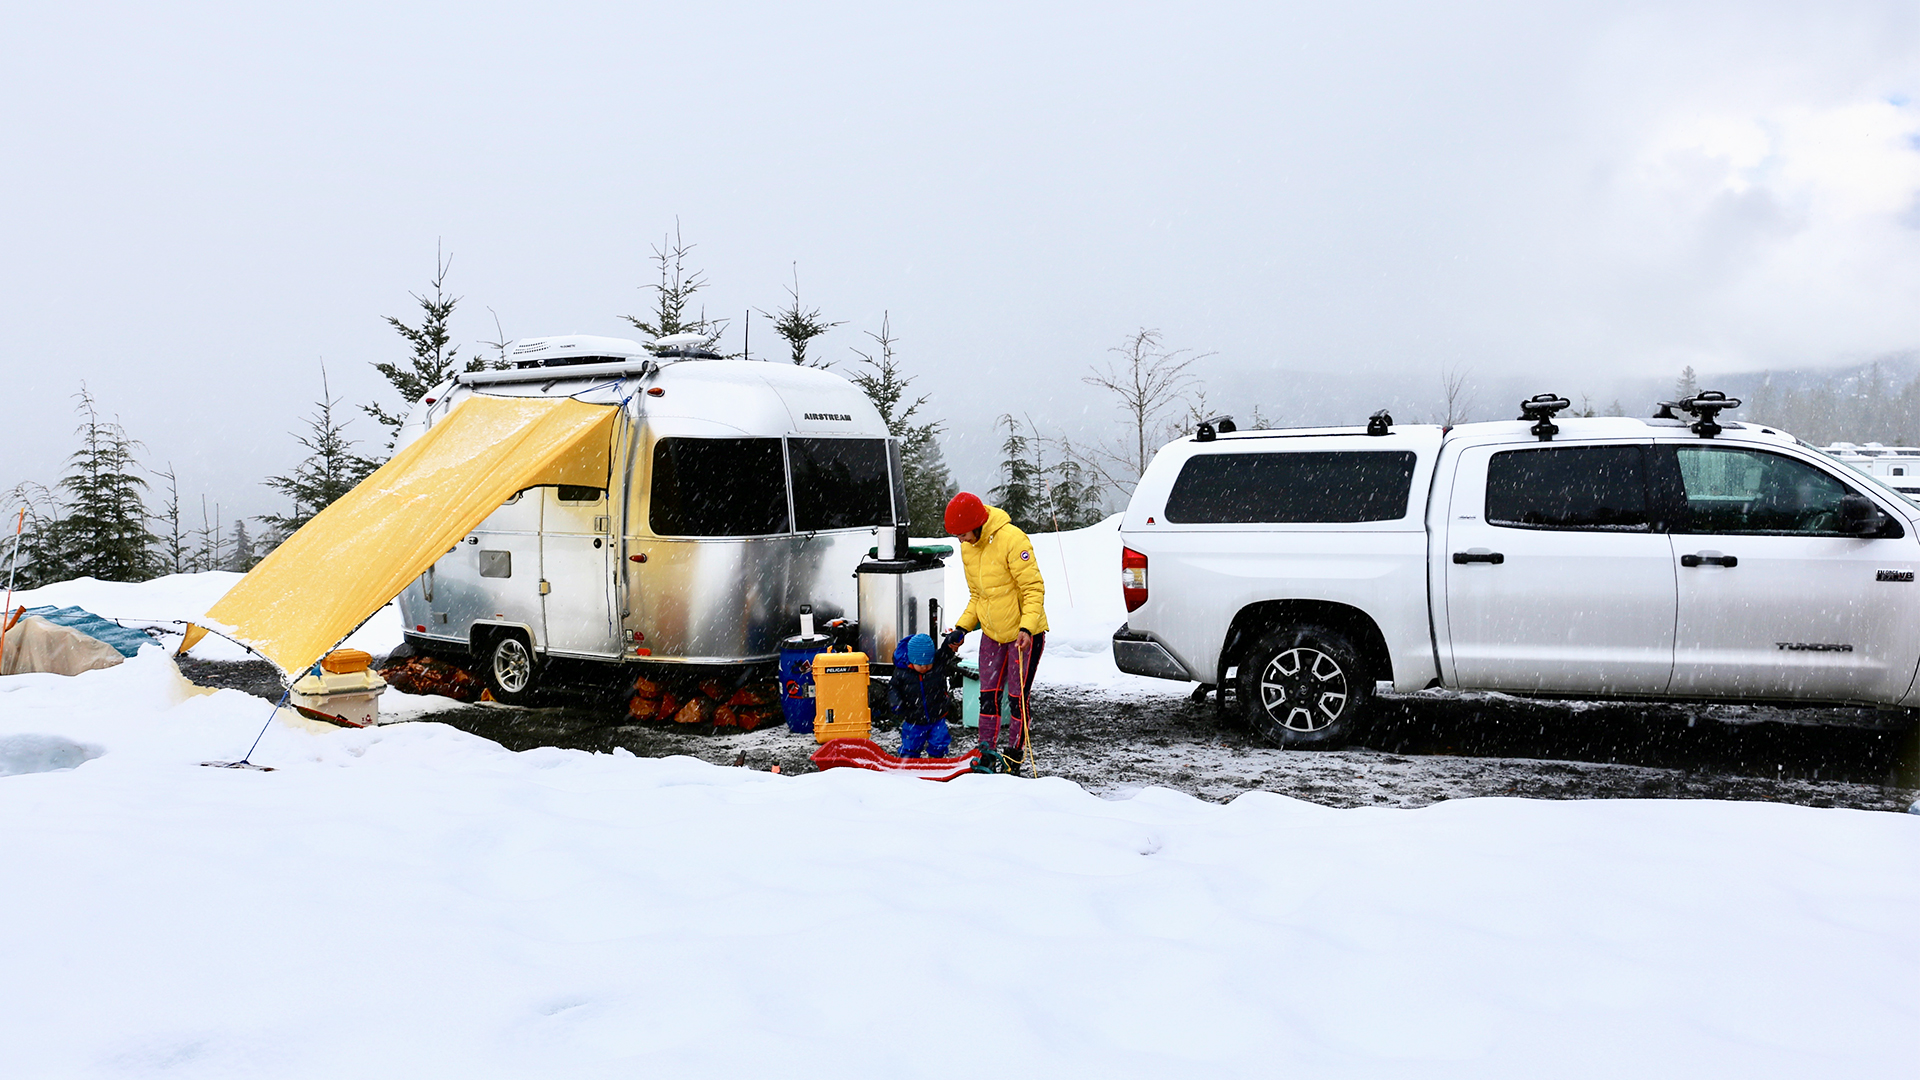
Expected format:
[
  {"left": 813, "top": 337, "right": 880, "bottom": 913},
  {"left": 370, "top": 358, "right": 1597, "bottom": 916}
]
[{"left": 393, "top": 337, "right": 900, "bottom": 677}]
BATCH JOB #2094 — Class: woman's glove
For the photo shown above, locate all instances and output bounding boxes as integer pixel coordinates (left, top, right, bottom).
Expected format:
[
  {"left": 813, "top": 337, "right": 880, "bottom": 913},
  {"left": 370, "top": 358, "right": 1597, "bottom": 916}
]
[{"left": 942, "top": 628, "right": 967, "bottom": 651}]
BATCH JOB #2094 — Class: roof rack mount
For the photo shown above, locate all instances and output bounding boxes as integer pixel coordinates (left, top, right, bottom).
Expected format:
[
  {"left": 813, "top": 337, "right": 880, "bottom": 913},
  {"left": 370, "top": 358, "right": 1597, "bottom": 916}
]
[
  {"left": 1654, "top": 390, "right": 1742, "bottom": 438},
  {"left": 1518, "top": 394, "right": 1571, "bottom": 442}
]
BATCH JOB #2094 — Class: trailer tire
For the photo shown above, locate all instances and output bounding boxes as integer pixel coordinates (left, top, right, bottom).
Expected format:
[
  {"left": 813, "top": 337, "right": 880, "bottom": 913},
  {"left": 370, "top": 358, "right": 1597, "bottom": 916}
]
[
  {"left": 483, "top": 631, "right": 542, "bottom": 706},
  {"left": 1239, "top": 624, "right": 1368, "bottom": 748}
]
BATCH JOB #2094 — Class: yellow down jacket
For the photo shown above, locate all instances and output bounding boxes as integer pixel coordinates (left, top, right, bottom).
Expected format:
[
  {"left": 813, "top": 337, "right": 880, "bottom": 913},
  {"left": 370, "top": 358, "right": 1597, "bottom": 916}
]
[{"left": 955, "top": 504, "right": 1049, "bottom": 643}]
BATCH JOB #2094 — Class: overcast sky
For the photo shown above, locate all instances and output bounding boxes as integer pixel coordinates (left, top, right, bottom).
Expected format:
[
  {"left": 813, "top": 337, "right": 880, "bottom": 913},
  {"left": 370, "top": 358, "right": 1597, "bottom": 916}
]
[{"left": 5, "top": 1, "right": 1918, "bottom": 522}]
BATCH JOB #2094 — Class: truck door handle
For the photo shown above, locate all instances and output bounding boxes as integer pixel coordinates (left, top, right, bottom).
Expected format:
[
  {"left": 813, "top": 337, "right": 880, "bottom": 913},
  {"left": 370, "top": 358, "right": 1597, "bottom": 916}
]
[
  {"left": 1452, "top": 550, "right": 1505, "bottom": 564},
  {"left": 1680, "top": 553, "right": 1737, "bottom": 568}
]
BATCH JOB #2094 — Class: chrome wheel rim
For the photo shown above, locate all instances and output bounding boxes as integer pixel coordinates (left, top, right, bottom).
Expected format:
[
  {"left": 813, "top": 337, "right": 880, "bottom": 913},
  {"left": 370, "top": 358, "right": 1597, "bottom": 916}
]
[
  {"left": 1258, "top": 647, "right": 1348, "bottom": 733},
  {"left": 493, "top": 638, "right": 533, "bottom": 694}
]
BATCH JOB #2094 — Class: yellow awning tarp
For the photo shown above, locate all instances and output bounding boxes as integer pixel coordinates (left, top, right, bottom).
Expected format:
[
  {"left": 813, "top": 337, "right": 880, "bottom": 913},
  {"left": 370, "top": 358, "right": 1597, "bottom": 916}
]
[{"left": 206, "top": 394, "right": 620, "bottom": 675}]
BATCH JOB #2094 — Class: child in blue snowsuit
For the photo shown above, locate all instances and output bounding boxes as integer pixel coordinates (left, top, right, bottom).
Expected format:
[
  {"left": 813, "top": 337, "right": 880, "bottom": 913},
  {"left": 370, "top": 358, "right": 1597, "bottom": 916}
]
[{"left": 891, "top": 633, "right": 957, "bottom": 758}]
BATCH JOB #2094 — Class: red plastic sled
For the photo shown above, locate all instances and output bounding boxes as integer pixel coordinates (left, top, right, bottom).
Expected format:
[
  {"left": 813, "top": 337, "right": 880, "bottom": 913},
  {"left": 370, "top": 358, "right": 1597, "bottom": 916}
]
[{"left": 809, "top": 738, "right": 981, "bottom": 781}]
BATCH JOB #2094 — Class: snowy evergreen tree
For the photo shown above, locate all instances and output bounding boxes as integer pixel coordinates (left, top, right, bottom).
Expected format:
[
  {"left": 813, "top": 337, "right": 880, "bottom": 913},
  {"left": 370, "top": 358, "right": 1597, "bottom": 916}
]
[
  {"left": 992, "top": 415, "right": 1042, "bottom": 531},
  {"left": 903, "top": 435, "right": 957, "bottom": 535},
  {"left": 760, "top": 264, "right": 842, "bottom": 367},
  {"left": 51, "top": 387, "right": 155, "bottom": 582},
  {"left": 1674, "top": 365, "right": 1700, "bottom": 401},
  {"left": 367, "top": 247, "right": 487, "bottom": 446},
  {"left": 1745, "top": 376, "right": 1776, "bottom": 427},
  {"left": 228, "top": 519, "right": 256, "bottom": 572},
  {"left": 1044, "top": 457, "right": 1105, "bottom": 530},
  {"left": 622, "top": 223, "right": 728, "bottom": 353},
  {"left": 263, "top": 364, "right": 374, "bottom": 538},
  {"left": 847, "top": 313, "right": 952, "bottom": 530},
  {"left": 1, "top": 482, "right": 66, "bottom": 590}
]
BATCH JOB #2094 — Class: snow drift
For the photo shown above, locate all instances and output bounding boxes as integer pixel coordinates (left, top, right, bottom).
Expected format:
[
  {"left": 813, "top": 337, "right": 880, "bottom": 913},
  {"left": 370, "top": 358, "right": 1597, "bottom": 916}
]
[{"left": 0, "top": 648, "right": 1915, "bottom": 1078}]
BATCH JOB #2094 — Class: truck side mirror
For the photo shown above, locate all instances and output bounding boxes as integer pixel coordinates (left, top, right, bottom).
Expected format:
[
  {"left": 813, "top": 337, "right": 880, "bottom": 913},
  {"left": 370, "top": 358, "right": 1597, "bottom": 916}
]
[{"left": 1840, "top": 493, "right": 1890, "bottom": 536}]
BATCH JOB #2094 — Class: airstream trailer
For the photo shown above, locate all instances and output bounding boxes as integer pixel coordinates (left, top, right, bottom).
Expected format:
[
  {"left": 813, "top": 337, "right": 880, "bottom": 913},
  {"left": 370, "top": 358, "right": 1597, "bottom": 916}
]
[{"left": 393, "top": 334, "right": 905, "bottom": 702}]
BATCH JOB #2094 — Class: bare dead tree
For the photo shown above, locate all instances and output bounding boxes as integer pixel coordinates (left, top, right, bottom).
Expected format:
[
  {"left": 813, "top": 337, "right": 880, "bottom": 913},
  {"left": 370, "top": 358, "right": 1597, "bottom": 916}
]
[
  {"left": 478, "top": 307, "right": 512, "bottom": 369},
  {"left": 1078, "top": 328, "right": 1209, "bottom": 495},
  {"left": 152, "top": 463, "right": 189, "bottom": 576},
  {"left": 1436, "top": 363, "right": 1477, "bottom": 427}
]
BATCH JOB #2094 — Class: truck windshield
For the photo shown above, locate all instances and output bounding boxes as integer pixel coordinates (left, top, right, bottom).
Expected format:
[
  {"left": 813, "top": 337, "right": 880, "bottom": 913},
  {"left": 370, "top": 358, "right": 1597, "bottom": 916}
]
[
  {"left": 650, "top": 437, "right": 790, "bottom": 536},
  {"left": 789, "top": 437, "right": 895, "bottom": 531},
  {"left": 1164, "top": 451, "right": 1417, "bottom": 523}
]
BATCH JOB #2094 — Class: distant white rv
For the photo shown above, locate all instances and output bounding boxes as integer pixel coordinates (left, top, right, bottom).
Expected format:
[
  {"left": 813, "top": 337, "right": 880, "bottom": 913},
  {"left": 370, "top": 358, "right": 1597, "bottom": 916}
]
[{"left": 1820, "top": 442, "right": 1920, "bottom": 501}]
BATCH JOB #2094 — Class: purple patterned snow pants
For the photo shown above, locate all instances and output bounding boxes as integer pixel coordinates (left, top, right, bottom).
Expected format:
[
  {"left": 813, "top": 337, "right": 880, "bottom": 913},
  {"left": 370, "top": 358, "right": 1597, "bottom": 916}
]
[{"left": 977, "top": 631, "right": 1045, "bottom": 750}]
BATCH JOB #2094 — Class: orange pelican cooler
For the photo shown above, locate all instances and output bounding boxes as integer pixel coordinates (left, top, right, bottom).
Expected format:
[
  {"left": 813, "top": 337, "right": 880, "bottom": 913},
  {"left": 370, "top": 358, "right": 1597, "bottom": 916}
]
[{"left": 810, "top": 651, "right": 871, "bottom": 743}]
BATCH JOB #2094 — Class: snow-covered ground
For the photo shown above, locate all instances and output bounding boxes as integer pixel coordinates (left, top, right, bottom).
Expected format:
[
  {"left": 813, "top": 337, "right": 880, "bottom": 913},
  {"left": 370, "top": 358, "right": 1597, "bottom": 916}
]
[
  {"left": 1, "top": 651, "right": 1916, "bottom": 1077},
  {"left": 3, "top": 522, "right": 1918, "bottom": 1075}
]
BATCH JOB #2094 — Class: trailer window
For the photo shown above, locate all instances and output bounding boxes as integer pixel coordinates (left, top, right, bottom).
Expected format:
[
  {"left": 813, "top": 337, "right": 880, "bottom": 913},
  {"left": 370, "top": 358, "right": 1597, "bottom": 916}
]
[
  {"left": 1486, "top": 445, "right": 1650, "bottom": 531},
  {"left": 1164, "top": 451, "right": 1417, "bottom": 523},
  {"left": 789, "top": 438, "right": 895, "bottom": 531},
  {"left": 649, "top": 438, "right": 790, "bottom": 536}
]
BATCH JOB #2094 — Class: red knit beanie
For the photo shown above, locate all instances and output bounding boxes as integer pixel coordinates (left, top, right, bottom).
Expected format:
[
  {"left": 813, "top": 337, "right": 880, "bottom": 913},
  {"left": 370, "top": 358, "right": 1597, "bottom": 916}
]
[{"left": 944, "top": 491, "right": 989, "bottom": 535}]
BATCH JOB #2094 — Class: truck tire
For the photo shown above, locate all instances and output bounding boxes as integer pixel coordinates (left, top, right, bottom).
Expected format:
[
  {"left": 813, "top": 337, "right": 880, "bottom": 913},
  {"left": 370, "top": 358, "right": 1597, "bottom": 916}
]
[
  {"left": 484, "top": 632, "right": 542, "bottom": 706},
  {"left": 1239, "top": 625, "right": 1368, "bottom": 748}
]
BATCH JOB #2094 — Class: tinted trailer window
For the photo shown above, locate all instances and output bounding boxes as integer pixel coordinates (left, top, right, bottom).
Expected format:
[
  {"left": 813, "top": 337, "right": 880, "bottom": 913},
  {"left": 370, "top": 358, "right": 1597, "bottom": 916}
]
[
  {"left": 650, "top": 437, "right": 790, "bottom": 536},
  {"left": 790, "top": 437, "right": 895, "bottom": 531},
  {"left": 1164, "top": 451, "right": 1417, "bottom": 523}
]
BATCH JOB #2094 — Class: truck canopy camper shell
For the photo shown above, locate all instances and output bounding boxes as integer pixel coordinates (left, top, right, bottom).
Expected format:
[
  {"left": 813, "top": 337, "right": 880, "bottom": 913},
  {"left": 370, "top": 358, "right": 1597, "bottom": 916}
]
[{"left": 393, "top": 336, "right": 903, "bottom": 680}]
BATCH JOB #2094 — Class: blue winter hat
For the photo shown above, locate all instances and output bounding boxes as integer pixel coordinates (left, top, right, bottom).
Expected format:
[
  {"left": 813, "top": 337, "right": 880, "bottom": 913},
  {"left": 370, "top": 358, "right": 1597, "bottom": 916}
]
[{"left": 906, "top": 633, "right": 937, "bottom": 666}]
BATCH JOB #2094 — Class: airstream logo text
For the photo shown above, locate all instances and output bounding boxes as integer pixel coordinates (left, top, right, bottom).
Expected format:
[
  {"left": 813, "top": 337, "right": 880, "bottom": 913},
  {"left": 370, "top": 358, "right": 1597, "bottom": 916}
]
[
  {"left": 1775, "top": 642, "right": 1853, "bottom": 652},
  {"left": 804, "top": 412, "right": 852, "bottom": 421}
]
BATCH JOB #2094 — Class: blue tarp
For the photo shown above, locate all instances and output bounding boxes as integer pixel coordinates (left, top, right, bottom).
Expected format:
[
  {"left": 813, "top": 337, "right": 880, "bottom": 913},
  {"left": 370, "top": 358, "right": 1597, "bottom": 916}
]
[{"left": 18, "top": 606, "right": 155, "bottom": 658}]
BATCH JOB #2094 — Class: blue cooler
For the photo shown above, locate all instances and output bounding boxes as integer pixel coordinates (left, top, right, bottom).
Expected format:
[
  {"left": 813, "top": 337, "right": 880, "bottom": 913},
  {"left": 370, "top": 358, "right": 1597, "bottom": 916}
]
[
  {"left": 958, "top": 658, "right": 981, "bottom": 729},
  {"left": 779, "top": 634, "right": 834, "bottom": 733}
]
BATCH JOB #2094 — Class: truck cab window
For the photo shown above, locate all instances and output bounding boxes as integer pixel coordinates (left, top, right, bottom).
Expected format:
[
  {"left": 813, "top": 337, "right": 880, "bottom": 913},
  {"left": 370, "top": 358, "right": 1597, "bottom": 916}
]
[
  {"left": 789, "top": 437, "right": 894, "bottom": 531},
  {"left": 1163, "top": 451, "right": 1417, "bottom": 524},
  {"left": 1485, "top": 445, "right": 1649, "bottom": 531},
  {"left": 650, "top": 437, "right": 789, "bottom": 536},
  {"left": 1671, "top": 446, "right": 1862, "bottom": 536}
]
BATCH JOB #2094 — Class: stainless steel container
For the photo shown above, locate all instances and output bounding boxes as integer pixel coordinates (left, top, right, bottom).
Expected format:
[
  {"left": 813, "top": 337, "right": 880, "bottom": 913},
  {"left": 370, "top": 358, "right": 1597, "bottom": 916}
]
[{"left": 856, "top": 549, "right": 950, "bottom": 672}]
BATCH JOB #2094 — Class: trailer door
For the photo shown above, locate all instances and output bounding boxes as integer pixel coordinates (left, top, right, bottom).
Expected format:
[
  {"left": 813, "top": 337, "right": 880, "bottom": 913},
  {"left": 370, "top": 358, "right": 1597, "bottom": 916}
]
[{"left": 542, "top": 484, "right": 616, "bottom": 657}]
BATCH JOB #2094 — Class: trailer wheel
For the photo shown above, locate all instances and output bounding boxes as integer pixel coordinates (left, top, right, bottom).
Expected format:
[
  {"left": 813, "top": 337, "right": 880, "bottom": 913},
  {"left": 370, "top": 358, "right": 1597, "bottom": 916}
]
[
  {"left": 484, "top": 632, "right": 541, "bottom": 706},
  {"left": 1238, "top": 625, "right": 1368, "bottom": 748}
]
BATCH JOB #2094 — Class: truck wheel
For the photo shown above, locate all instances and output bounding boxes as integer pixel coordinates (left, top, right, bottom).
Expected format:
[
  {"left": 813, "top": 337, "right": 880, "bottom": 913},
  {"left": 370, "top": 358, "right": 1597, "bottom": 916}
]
[
  {"left": 484, "top": 632, "right": 542, "bottom": 706},
  {"left": 1239, "top": 625, "right": 1368, "bottom": 748}
]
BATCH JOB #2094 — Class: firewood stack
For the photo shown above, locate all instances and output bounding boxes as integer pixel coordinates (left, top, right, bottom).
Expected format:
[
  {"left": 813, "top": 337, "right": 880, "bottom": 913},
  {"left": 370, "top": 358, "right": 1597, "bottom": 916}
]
[
  {"left": 378, "top": 655, "right": 485, "bottom": 702},
  {"left": 627, "top": 672, "right": 780, "bottom": 730}
]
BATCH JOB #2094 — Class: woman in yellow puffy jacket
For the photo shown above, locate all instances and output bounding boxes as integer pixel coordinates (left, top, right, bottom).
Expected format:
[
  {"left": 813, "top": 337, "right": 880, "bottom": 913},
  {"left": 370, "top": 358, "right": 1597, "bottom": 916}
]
[{"left": 941, "top": 491, "right": 1047, "bottom": 772}]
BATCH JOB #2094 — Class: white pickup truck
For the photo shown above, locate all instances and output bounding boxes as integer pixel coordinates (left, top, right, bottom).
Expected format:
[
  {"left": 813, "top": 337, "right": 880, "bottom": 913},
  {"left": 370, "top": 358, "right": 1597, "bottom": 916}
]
[{"left": 1112, "top": 394, "right": 1920, "bottom": 746}]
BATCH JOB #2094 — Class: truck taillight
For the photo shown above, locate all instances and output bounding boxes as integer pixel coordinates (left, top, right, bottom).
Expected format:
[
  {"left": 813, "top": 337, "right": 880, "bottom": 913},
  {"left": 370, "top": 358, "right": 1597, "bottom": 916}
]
[{"left": 1121, "top": 546, "right": 1148, "bottom": 612}]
